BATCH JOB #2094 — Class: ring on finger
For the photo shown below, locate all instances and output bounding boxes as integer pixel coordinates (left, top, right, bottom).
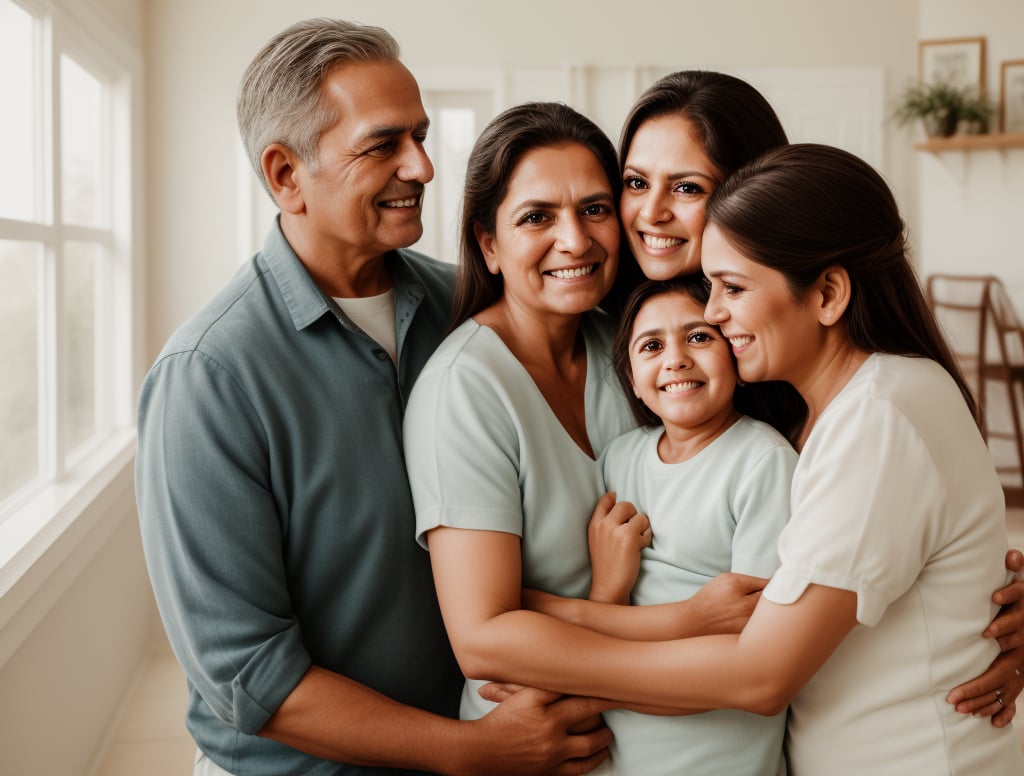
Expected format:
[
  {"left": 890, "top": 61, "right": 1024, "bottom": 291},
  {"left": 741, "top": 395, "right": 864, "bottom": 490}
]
[{"left": 997, "top": 690, "right": 1005, "bottom": 707}]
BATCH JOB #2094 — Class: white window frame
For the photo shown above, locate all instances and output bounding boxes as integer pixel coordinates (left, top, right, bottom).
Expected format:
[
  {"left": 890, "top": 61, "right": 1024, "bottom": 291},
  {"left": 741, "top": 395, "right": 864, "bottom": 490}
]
[{"left": 0, "top": 0, "right": 142, "bottom": 602}]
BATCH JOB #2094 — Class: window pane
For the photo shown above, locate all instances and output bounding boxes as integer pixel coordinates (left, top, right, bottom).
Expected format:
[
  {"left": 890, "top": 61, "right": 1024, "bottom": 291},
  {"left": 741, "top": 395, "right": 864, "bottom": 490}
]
[
  {"left": 0, "top": 0, "right": 36, "bottom": 222},
  {"left": 61, "top": 55, "right": 104, "bottom": 227},
  {"left": 64, "top": 241, "right": 97, "bottom": 454},
  {"left": 0, "top": 240, "right": 41, "bottom": 500}
]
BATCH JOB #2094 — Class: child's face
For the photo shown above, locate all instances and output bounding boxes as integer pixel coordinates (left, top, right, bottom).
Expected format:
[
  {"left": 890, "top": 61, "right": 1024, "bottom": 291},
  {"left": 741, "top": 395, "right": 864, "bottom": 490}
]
[{"left": 627, "top": 290, "right": 738, "bottom": 431}]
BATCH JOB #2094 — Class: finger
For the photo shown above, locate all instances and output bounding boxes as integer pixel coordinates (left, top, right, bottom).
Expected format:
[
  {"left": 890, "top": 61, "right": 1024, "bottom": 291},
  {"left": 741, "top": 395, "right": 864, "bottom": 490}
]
[
  {"left": 977, "top": 690, "right": 1007, "bottom": 717},
  {"left": 607, "top": 501, "right": 639, "bottom": 526},
  {"left": 566, "top": 713, "right": 606, "bottom": 735},
  {"left": 478, "top": 681, "right": 551, "bottom": 704},
  {"left": 589, "top": 492, "right": 617, "bottom": 523},
  {"left": 1006, "top": 548, "right": 1024, "bottom": 573},
  {"left": 728, "top": 572, "right": 771, "bottom": 594},
  {"left": 995, "top": 630, "right": 1024, "bottom": 651},
  {"left": 551, "top": 747, "right": 612, "bottom": 776},
  {"left": 948, "top": 674, "right": 999, "bottom": 708},
  {"left": 992, "top": 701, "right": 1016, "bottom": 728},
  {"left": 628, "top": 513, "right": 651, "bottom": 534},
  {"left": 563, "top": 725, "right": 613, "bottom": 759},
  {"left": 991, "top": 579, "right": 1024, "bottom": 607},
  {"left": 552, "top": 694, "right": 618, "bottom": 719},
  {"left": 972, "top": 699, "right": 1003, "bottom": 718}
]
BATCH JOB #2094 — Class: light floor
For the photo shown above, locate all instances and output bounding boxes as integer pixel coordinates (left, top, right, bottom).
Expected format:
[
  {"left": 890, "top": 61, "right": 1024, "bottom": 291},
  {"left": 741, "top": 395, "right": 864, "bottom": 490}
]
[{"left": 92, "top": 510, "right": 1024, "bottom": 775}]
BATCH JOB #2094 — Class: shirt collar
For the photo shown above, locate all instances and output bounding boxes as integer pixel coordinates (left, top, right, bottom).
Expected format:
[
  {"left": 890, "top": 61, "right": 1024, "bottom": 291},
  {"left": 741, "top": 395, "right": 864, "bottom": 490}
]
[{"left": 260, "top": 217, "right": 425, "bottom": 332}]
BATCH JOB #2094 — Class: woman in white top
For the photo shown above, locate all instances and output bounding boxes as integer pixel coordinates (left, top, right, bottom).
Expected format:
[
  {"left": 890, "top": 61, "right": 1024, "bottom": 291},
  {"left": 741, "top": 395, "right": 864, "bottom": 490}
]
[{"left": 608, "top": 71, "right": 1024, "bottom": 722}]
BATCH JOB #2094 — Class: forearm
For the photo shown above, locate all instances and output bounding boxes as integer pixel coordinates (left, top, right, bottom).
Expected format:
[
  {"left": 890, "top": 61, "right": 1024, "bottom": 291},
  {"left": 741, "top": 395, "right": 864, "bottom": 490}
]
[
  {"left": 466, "top": 587, "right": 854, "bottom": 716},
  {"left": 259, "top": 666, "right": 474, "bottom": 773},
  {"left": 544, "top": 595, "right": 716, "bottom": 641},
  {"left": 526, "top": 572, "right": 766, "bottom": 641},
  {"left": 453, "top": 606, "right": 743, "bottom": 709}
]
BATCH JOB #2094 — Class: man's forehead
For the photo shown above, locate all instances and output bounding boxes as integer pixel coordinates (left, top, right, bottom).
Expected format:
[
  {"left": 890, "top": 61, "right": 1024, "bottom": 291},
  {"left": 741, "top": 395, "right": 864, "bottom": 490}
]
[{"left": 323, "top": 61, "right": 428, "bottom": 134}]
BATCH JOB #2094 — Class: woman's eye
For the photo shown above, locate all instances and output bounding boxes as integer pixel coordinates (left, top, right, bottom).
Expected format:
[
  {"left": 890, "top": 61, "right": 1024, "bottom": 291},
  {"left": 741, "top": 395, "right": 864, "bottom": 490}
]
[
  {"left": 520, "top": 212, "right": 546, "bottom": 225},
  {"left": 688, "top": 331, "right": 712, "bottom": 344},
  {"left": 724, "top": 284, "right": 743, "bottom": 295},
  {"left": 674, "top": 181, "right": 705, "bottom": 196},
  {"left": 624, "top": 175, "right": 648, "bottom": 191},
  {"left": 639, "top": 340, "right": 662, "bottom": 353}
]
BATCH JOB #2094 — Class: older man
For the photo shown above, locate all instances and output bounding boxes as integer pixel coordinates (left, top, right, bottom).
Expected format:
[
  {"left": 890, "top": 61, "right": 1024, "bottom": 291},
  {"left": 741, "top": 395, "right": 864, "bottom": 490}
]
[{"left": 136, "top": 18, "right": 613, "bottom": 775}]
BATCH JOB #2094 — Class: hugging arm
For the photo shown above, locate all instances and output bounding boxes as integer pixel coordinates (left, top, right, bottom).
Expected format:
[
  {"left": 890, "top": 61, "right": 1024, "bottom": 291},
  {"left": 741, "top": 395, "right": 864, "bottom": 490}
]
[{"left": 261, "top": 668, "right": 616, "bottom": 775}]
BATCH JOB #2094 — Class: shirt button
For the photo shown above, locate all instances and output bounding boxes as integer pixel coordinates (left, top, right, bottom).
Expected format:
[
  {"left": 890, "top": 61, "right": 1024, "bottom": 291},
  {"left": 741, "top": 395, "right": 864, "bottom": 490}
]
[{"left": 374, "top": 349, "right": 389, "bottom": 361}]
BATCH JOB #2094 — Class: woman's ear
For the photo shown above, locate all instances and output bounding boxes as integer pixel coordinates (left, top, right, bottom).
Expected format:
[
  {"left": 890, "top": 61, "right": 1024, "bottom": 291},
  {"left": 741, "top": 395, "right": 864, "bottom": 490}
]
[
  {"left": 817, "top": 265, "right": 852, "bottom": 326},
  {"left": 474, "top": 222, "right": 501, "bottom": 275},
  {"left": 261, "top": 143, "right": 305, "bottom": 214}
]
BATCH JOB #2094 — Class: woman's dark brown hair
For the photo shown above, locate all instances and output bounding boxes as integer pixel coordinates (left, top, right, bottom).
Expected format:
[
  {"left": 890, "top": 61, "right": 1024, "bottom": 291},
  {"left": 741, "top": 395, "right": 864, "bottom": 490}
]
[{"left": 705, "top": 142, "right": 977, "bottom": 421}]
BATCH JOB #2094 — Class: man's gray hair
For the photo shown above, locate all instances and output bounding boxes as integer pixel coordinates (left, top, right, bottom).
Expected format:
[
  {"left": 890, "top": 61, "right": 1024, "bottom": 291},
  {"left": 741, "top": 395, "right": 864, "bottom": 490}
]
[{"left": 237, "top": 18, "right": 401, "bottom": 196}]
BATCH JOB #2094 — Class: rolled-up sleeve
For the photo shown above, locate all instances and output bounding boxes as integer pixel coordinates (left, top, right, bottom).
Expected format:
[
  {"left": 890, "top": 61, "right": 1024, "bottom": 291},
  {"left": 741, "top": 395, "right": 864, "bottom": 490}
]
[
  {"left": 763, "top": 396, "right": 945, "bottom": 627},
  {"left": 136, "top": 349, "right": 311, "bottom": 734}
]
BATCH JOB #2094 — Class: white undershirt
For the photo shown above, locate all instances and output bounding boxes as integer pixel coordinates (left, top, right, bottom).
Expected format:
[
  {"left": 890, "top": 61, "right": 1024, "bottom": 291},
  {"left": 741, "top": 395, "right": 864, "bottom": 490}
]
[{"left": 334, "top": 289, "right": 398, "bottom": 365}]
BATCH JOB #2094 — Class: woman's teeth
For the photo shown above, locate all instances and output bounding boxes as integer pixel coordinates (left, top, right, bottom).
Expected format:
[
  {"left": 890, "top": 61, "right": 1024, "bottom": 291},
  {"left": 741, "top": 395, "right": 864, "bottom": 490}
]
[
  {"left": 642, "top": 234, "right": 685, "bottom": 249},
  {"left": 549, "top": 264, "right": 597, "bottom": 279}
]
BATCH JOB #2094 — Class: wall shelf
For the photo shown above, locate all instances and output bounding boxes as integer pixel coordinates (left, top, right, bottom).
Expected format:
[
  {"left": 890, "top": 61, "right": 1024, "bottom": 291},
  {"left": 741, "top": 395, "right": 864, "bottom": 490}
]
[{"left": 914, "top": 132, "right": 1024, "bottom": 153}]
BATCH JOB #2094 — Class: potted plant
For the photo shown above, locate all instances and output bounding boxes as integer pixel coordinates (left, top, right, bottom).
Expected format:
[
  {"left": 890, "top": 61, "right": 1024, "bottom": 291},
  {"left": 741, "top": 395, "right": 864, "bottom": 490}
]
[
  {"left": 956, "top": 94, "right": 996, "bottom": 134},
  {"left": 892, "top": 81, "right": 969, "bottom": 137}
]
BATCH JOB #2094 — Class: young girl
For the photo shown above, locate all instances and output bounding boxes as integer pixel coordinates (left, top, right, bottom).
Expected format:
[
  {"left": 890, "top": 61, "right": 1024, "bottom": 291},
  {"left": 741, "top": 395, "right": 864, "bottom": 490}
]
[{"left": 597, "top": 274, "right": 796, "bottom": 775}]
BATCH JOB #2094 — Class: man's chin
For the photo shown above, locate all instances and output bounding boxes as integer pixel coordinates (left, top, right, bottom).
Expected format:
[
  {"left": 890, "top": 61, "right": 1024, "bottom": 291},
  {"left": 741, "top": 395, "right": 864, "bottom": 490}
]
[{"left": 381, "top": 224, "right": 424, "bottom": 252}]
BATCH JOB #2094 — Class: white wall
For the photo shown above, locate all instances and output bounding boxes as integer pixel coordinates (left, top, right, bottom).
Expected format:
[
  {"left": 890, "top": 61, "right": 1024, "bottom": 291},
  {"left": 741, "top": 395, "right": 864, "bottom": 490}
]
[
  {"left": 144, "top": 0, "right": 923, "bottom": 357},
  {"left": 915, "top": 0, "right": 1024, "bottom": 304}
]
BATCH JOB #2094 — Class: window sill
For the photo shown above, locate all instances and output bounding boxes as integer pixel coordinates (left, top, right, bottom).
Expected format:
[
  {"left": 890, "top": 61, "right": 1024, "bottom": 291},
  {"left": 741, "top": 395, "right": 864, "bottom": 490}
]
[{"left": 0, "top": 430, "right": 137, "bottom": 669}]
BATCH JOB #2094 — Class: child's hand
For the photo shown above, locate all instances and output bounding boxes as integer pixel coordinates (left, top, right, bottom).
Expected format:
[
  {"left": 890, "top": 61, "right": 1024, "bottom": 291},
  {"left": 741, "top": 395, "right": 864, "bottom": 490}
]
[{"left": 587, "top": 492, "right": 652, "bottom": 604}]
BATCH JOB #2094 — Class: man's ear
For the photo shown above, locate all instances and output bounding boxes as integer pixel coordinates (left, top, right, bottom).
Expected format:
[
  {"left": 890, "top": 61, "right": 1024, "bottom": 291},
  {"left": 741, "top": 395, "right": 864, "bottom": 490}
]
[
  {"left": 261, "top": 143, "right": 305, "bottom": 214},
  {"left": 474, "top": 222, "right": 500, "bottom": 275},
  {"left": 817, "top": 265, "right": 852, "bottom": 326}
]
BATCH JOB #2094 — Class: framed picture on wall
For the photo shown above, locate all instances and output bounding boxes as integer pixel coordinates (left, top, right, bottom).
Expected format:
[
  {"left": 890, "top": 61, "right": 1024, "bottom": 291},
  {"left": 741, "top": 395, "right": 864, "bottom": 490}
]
[
  {"left": 919, "top": 37, "right": 986, "bottom": 95},
  {"left": 1001, "top": 60, "right": 1024, "bottom": 133}
]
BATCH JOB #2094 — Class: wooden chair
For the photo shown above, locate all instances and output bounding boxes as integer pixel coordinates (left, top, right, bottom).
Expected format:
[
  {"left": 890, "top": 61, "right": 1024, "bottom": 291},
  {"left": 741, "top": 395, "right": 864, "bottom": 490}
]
[{"left": 926, "top": 274, "right": 1024, "bottom": 507}]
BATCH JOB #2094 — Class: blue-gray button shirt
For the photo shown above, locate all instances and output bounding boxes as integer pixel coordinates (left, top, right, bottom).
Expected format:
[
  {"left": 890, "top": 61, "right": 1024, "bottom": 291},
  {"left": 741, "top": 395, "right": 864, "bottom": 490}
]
[{"left": 136, "top": 219, "right": 460, "bottom": 774}]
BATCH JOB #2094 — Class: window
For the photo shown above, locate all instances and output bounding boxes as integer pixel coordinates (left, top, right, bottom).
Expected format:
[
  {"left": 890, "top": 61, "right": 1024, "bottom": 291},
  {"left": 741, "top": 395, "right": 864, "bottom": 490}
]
[
  {"left": 0, "top": 0, "right": 137, "bottom": 521},
  {"left": 420, "top": 91, "right": 494, "bottom": 264}
]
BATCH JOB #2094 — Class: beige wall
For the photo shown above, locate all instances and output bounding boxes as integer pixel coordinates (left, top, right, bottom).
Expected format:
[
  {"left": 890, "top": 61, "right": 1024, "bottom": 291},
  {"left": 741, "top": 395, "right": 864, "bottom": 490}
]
[{"left": 915, "top": 0, "right": 1024, "bottom": 303}]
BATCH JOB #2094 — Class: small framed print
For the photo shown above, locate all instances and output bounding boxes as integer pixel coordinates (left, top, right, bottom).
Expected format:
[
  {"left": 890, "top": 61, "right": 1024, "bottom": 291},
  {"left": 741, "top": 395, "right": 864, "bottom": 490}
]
[
  {"left": 1001, "top": 60, "right": 1024, "bottom": 133},
  {"left": 919, "top": 37, "right": 986, "bottom": 95}
]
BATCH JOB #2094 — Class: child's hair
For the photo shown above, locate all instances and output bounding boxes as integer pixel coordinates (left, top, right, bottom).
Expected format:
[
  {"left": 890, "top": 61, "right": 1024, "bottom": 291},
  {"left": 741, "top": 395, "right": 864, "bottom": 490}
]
[
  {"left": 613, "top": 276, "right": 710, "bottom": 428},
  {"left": 612, "top": 275, "right": 806, "bottom": 440}
]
